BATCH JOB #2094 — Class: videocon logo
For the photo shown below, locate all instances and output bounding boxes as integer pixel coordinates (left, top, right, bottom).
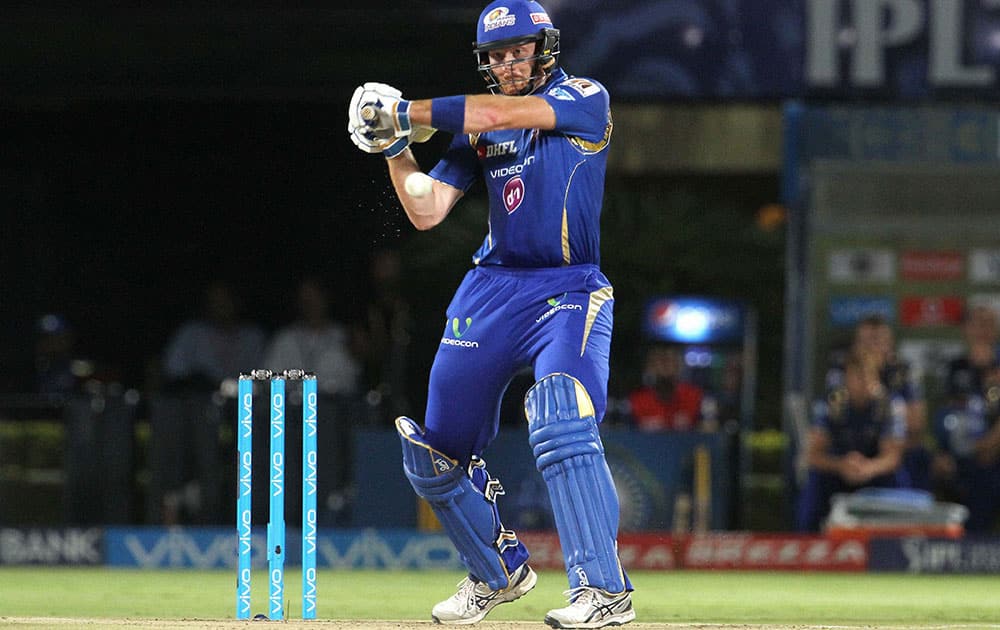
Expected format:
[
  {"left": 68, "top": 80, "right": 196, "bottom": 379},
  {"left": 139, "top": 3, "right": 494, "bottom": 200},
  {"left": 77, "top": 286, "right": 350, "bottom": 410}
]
[
  {"left": 443, "top": 316, "right": 479, "bottom": 348},
  {"left": 452, "top": 316, "right": 473, "bottom": 338},
  {"left": 537, "top": 293, "right": 582, "bottom": 323}
]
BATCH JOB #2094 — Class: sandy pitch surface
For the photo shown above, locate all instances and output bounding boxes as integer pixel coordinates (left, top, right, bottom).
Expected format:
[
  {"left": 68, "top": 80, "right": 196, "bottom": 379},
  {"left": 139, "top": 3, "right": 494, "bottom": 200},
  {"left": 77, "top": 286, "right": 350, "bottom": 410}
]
[
  {"left": 8, "top": 621, "right": 1000, "bottom": 630},
  {"left": 0, "top": 620, "right": 882, "bottom": 630}
]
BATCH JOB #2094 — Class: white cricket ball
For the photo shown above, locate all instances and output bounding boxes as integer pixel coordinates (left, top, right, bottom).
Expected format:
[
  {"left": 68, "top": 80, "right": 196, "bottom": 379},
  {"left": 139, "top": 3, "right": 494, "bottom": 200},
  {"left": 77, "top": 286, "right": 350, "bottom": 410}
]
[{"left": 404, "top": 172, "right": 434, "bottom": 198}]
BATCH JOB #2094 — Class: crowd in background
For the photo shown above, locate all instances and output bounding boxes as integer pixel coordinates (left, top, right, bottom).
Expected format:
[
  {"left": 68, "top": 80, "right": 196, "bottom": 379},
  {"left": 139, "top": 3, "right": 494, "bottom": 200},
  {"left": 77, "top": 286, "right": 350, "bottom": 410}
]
[
  {"left": 27, "top": 249, "right": 412, "bottom": 527},
  {"left": 20, "top": 267, "right": 1000, "bottom": 533},
  {"left": 796, "top": 310, "right": 1000, "bottom": 534}
]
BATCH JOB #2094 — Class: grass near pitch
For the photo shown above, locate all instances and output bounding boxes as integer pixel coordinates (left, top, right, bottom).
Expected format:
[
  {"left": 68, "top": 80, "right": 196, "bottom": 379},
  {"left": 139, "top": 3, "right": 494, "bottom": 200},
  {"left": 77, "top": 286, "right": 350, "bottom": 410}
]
[{"left": 0, "top": 568, "right": 998, "bottom": 625}]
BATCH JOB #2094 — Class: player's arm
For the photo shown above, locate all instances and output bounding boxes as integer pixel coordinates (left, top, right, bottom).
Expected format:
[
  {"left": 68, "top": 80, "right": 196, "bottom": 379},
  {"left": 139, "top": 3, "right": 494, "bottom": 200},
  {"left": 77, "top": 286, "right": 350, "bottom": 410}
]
[
  {"left": 863, "top": 435, "right": 905, "bottom": 479},
  {"left": 857, "top": 394, "right": 907, "bottom": 479},
  {"left": 803, "top": 427, "right": 845, "bottom": 474},
  {"left": 406, "top": 95, "right": 556, "bottom": 133},
  {"left": 384, "top": 149, "right": 463, "bottom": 231}
]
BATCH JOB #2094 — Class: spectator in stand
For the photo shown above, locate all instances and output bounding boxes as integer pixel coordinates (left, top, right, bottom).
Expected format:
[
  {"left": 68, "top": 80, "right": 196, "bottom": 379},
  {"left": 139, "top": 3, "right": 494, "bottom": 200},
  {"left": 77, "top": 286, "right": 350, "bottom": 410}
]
[
  {"left": 354, "top": 248, "right": 413, "bottom": 426},
  {"left": 147, "top": 281, "right": 266, "bottom": 524},
  {"left": 34, "top": 313, "right": 79, "bottom": 396},
  {"left": 264, "top": 276, "right": 361, "bottom": 401},
  {"left": 930, "top": 305, "right": 1000, "bottom": 533},
  {"left": 628, "top": 344, "right": 711, "bottom": 432},
  {"left": 826, "top": 314, "right": 929, "bottom": 489},
  {"left": 797, "top": 353, "right": 907, "bottom": 532},
  {"left": 34, "top": 313, "right": 136, "bottom": 524},
  {"left": 945, "top": 305, "right": 1000, "bottom": 404},
  {"left": 263, "top": 275, "right": 363, "bottom": 525}
]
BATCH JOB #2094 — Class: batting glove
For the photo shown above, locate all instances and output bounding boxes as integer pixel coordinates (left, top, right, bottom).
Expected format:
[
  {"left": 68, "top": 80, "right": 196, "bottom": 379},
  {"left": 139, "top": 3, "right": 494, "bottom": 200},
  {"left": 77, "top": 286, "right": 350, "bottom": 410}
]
[
  {"left": 348, "top": 120, "right": 410, "bottom": 159},
  {"left": 350, "top": 82, "right": 412, "bottom": 139}
]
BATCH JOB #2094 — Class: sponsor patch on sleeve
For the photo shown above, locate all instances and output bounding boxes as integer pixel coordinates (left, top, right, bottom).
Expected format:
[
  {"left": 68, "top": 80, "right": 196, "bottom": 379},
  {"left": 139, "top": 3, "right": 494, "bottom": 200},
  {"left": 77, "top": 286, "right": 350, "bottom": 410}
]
[
  {"left": 548, "top": 87, "right": 575, "bottom": 101},
  {"left": 564, "top": 78, "right": 600, "bottom": 97}
]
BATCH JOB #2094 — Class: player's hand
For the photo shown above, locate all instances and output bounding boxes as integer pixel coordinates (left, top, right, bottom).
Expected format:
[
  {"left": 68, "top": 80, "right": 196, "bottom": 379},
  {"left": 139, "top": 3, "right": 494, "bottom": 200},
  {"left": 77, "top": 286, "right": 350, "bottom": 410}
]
[
  {"left": 347, "top": 83, "right": 436, "bottom": 143},
  {"left": 838, "top": 452, "right": 867, "bottom": 485},
  {"left": 350, "top": 82, "right": 412, "bottom": 138},
  {"left": 348, "top": 119, "right": 410, "bottom": 158}
]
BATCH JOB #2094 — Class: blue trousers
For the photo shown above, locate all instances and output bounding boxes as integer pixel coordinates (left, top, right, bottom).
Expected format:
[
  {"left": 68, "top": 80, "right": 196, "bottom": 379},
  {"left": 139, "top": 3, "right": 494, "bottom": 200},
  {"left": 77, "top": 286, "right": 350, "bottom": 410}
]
[{"left": 423, "top": 264, "right": 613, "bottom": 462}]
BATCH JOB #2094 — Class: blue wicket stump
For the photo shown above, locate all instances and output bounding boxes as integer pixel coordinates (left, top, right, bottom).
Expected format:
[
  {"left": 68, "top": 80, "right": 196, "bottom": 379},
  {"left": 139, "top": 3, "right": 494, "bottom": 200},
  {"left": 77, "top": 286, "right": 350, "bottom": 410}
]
[{"left": 236, "top": 369, "right": 318, "bottom": 620}]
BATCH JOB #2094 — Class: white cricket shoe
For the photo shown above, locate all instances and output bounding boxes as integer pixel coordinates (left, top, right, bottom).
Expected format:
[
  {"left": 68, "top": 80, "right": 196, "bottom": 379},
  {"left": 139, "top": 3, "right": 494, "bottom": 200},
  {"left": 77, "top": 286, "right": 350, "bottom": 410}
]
[
  {"left": 431, "top": 564, "right": 537, "bottom": 625},
  {"left": 544, "top": 586, "right": 635, "bottom": 629}
]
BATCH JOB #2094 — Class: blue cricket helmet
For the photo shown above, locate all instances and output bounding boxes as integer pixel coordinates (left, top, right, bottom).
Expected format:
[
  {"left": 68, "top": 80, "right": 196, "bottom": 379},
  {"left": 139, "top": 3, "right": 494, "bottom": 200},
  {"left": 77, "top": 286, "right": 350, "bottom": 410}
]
[{"left": 473, "top": 0, "right": 560, "bottom": 94}]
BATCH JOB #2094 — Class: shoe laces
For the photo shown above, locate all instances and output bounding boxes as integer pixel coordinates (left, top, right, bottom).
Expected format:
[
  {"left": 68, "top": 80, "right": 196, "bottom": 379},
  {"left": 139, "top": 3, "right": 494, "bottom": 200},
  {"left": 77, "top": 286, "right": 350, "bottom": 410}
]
[
  {"left": 453, "top": 576, "right": 491, "bottom": 610},
  {"left": 561, "top": 586, "right": 600, "bottom": 608}
]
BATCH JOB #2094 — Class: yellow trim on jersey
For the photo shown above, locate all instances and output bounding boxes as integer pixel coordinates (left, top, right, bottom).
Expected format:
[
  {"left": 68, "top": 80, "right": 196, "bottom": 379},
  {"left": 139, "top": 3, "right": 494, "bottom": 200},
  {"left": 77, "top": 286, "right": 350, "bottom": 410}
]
[
  {"left": 561, "top": 209, "right": 569, "bottom": 265},
  {"left": 568, "top": 110, "right": 613, "bottom": 155},
  {"left": 581, "top": 286, "right": 613, "bottom": 356},
  {"left": 561, "top": 161, "right": 585, "bottom": 265}
]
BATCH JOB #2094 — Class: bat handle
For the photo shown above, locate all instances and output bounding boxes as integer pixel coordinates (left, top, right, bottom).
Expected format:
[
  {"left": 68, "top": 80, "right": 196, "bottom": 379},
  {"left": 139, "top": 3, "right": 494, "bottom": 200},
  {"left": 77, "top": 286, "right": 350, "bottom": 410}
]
[{"left": 360, "top": 105, "right": 378, "bottom": 125}]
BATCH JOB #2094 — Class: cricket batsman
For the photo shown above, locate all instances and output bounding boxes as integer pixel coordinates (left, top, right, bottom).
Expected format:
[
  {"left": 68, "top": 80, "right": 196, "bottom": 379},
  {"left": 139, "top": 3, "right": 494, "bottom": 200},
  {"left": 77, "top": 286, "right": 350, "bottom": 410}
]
[{"left": 348, "top": 1, "right": 634, "bottom": 626}]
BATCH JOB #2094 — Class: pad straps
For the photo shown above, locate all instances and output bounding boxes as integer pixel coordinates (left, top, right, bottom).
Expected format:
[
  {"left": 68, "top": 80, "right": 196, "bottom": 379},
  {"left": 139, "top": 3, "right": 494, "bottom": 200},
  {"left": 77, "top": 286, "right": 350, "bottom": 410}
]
[{"left": 396, "top": 417, "right": 529, "bottom": 589}]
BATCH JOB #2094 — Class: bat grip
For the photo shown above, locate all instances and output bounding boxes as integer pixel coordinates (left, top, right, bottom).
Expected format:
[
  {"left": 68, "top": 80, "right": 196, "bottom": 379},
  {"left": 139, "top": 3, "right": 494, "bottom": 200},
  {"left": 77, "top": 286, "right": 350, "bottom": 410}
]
[{"left": 360, "top": 105, "right": 378, "bottom": 124}]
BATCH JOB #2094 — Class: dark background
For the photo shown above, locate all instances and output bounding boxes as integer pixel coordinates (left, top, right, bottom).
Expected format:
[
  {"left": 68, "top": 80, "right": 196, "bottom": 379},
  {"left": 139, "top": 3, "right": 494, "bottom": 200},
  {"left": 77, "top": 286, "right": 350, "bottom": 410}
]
[{"left": 0, "top": 5, "right": 783, "bottom": 422}]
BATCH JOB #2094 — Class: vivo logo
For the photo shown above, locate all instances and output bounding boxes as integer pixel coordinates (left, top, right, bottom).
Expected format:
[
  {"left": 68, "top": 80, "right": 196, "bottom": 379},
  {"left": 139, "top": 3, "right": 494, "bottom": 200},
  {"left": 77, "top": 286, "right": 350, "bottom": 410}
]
[
  {"left": 304, "top": 510, "right": 318, "bottom": 555},
  {"left": 240, "top": 393, "right": 253, "bottom": 437},
  {"left": 305, "top": 391, "right": 318, "bottom": 435},
  {"left": 117, "top": 529, "right": 469, "bottom": 570},
  {"left": 271, "top": 393, "right": 284, "bottom": 437},
  {"left": 239, "top": 451, "right": 252, "bottom": 498},
  {"left": 269, "top": 567, "right": 283, "bottom": 615},
  {"left": 303, "top": 566, "right": 317, "bottom": 614},
  {"left": 304, "top": 451, "right": 318, "bottom": 498},
  {"left": 238, "top": 509, "right": 252, "bottom": 556},
  {"left": 271, "top": 452, "right": 284, "bottom": 497},
  {"left": 237, "top": 567, "right": 251, "bottom": 614}
]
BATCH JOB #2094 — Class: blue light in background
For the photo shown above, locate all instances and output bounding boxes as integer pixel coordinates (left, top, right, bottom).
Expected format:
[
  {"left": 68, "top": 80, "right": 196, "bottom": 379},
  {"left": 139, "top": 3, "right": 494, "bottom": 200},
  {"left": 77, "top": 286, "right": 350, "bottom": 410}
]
[
  {"left": 644, "top": 296, "right": 745, "bottom": 344},
  {"left": 673, "top": 306, "right": 710, "bottom": 340}
]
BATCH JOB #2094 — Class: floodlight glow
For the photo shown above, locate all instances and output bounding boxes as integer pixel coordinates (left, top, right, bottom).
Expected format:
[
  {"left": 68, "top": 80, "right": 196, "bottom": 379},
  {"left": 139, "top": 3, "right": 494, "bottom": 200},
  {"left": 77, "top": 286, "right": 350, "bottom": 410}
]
[
  {"left": 644, "top": 296, "right": 745, "bottom": 344},
  {"left": 674, "top": 307, "right": 711, "bottom": 341}
]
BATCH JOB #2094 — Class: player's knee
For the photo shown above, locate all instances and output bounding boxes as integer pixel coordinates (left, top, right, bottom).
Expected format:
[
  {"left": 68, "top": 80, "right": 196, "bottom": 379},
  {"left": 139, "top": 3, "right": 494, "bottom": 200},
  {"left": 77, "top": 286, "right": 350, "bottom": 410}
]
[
  {"left": 525, "top": 373, "right": 603, "bottom": 472},
  {"left": 396, "top": 416, "right": 464, "bottom": 499}
]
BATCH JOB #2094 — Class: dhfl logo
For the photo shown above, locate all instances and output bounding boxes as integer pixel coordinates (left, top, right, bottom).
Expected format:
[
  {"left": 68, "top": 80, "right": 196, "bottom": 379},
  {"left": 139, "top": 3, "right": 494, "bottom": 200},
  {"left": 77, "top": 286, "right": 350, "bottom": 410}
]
[
  {"left": 503, "top": 176, "right": 525, "bottom": 214},
  {"left": 477, "top": 140, "right": 518, "bottom": 160},
  {"left": 484, "top": 7, "right": 516, "bottom": 31}
]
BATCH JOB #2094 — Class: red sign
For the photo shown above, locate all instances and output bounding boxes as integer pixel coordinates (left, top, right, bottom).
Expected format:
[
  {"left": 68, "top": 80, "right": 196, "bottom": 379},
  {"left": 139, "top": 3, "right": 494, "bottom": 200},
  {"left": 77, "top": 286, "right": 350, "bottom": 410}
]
[
  {"left": 518, "top": 532, "right": 678, "bottom": 570},
  {"left": 516, "top": 532, "right": 563, "bottom": 570},
  {"left": 680, "top": 534, "right": 867, "bottom": 571},
  {"left": 899, "top": 296, "right": 964, "bottom": 327},
  {"left": 517, "top": 532, "right": 867, "bottom": 572},
  {"left": 900, "top": 251, "right": 964, "bottom": 281}
]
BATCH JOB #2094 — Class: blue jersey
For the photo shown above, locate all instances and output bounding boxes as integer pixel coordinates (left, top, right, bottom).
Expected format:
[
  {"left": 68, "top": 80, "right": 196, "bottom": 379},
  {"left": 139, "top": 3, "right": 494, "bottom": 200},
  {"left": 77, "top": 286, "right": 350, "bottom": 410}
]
[
  {"left": 813, "top": 390, "right": 906, "bottom": 458},
  {"left": 429, "top": 68, "right": 612, "bottom": 268}
]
